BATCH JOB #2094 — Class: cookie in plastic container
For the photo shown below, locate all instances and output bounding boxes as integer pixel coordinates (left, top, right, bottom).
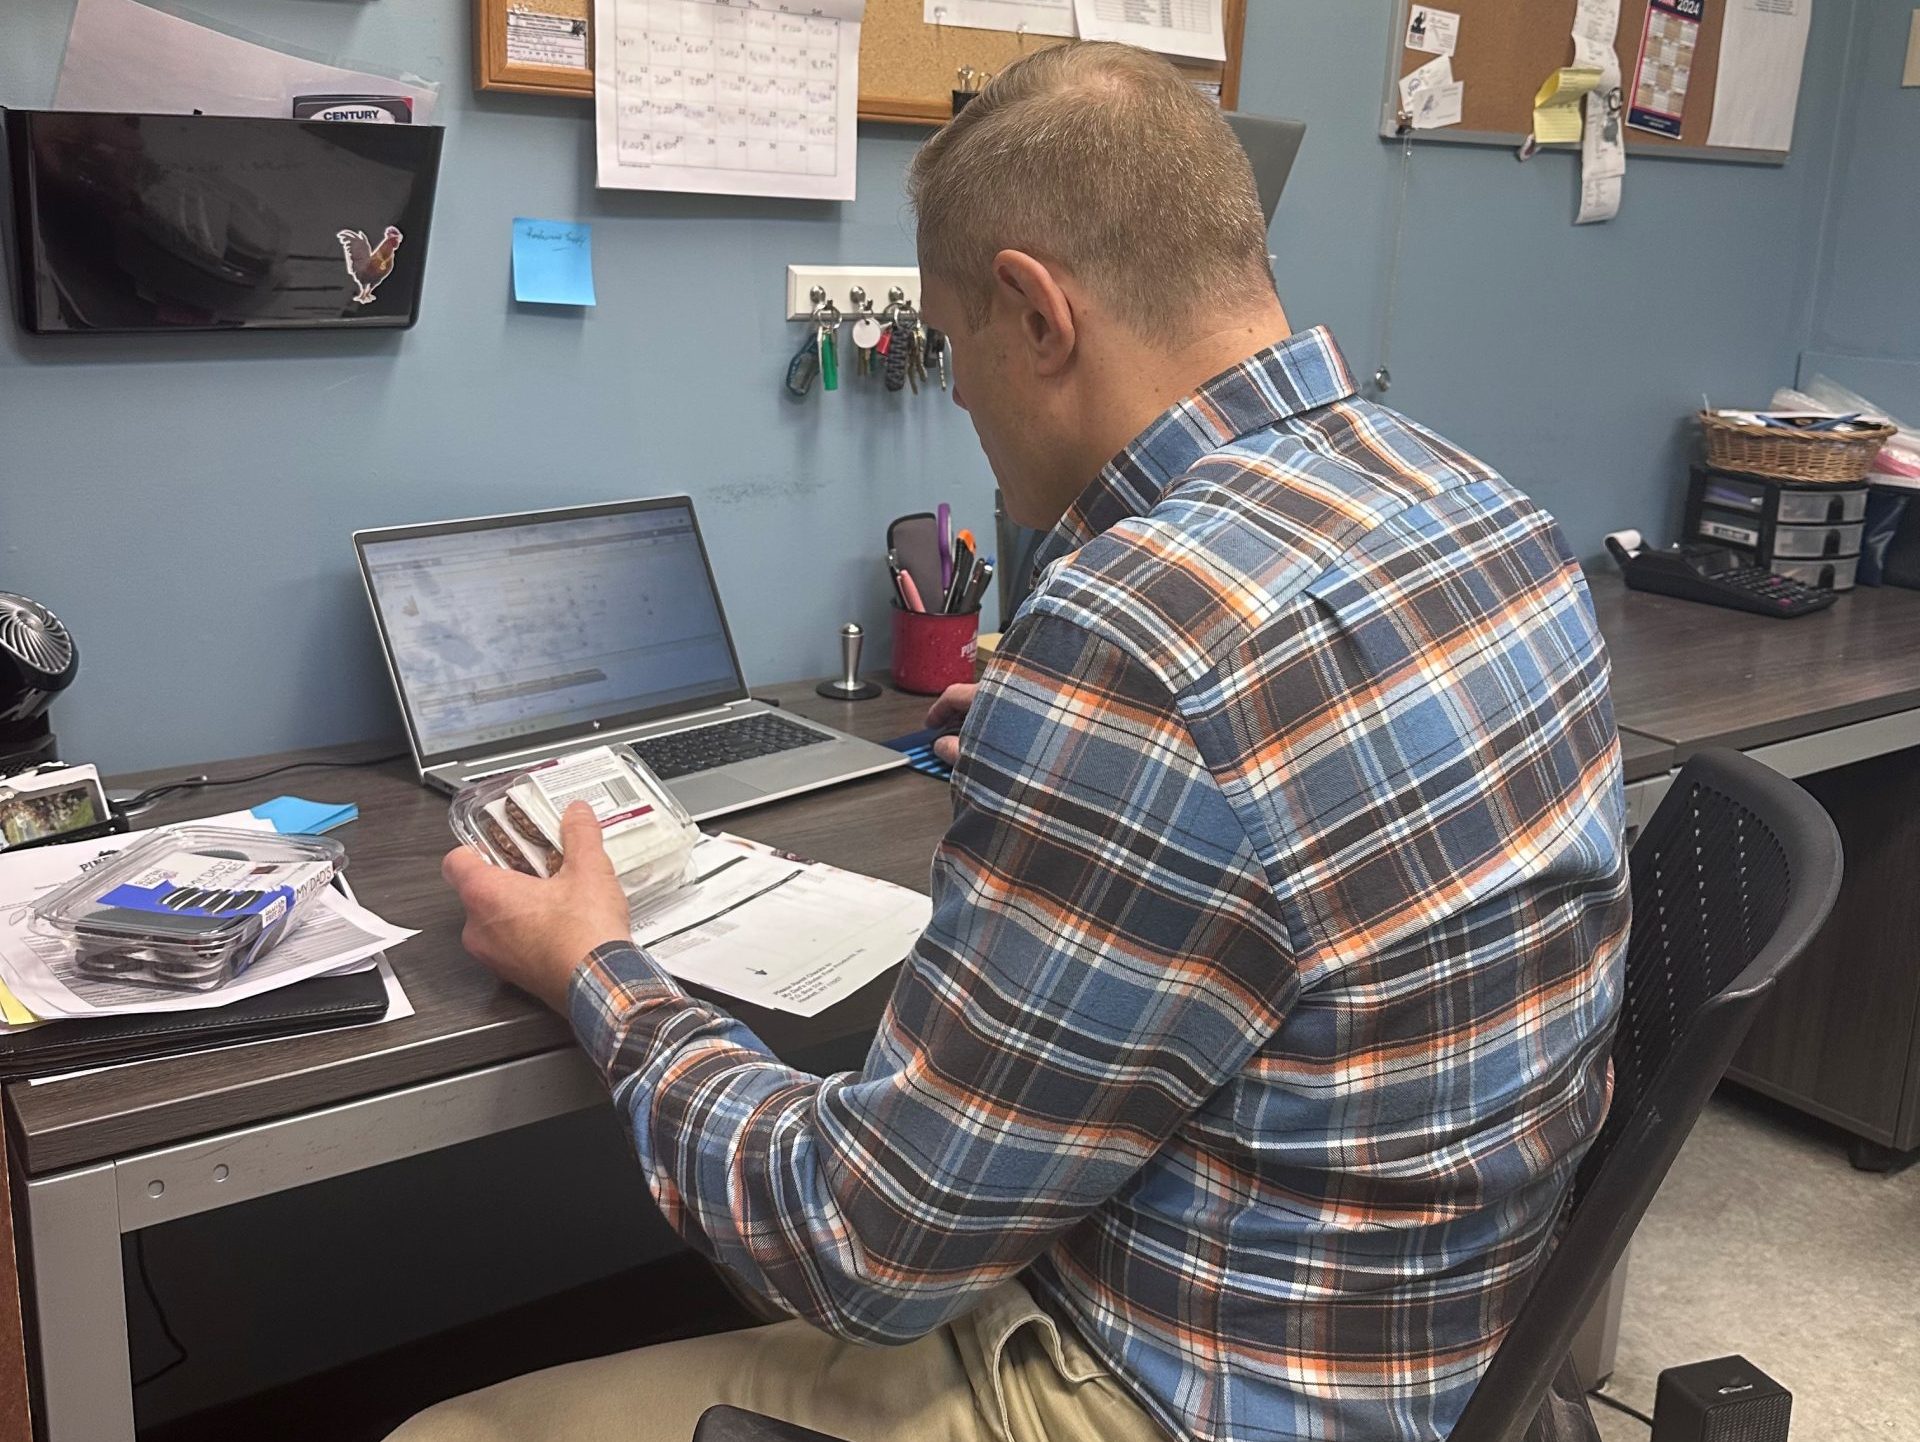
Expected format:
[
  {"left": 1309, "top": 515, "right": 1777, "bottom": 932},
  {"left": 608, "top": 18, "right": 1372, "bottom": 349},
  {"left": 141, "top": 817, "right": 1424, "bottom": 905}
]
[{"left": 448, "top": 744, "right": 697, "bottom": 913}]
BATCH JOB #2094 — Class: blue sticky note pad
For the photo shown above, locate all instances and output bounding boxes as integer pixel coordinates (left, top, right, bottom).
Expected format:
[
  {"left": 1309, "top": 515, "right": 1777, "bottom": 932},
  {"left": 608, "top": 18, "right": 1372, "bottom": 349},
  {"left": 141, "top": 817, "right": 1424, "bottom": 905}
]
[
  {"left": 252, "top": 796, "right": 359, "bottom": 835},
  {"left": 512, "top": 218, "right": 596, "bottom": 306}
]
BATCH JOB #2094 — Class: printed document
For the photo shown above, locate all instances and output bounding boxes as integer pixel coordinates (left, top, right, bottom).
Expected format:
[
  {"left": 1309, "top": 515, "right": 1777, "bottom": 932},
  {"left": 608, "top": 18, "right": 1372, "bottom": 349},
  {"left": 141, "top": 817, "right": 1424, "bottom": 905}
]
[
  {"left": 633, "top": 834, "right": 928, "bottom": 1016},
  {"left": 1707, "top": 0, "right": 1811, "bottom": 153},
  {"left": 1071, "top": 0, "right": 1224, "bottom": 62},
  {"left": 596, "top": 0, "right": 865, "bottom": 200},
  {"left": 54, "top": 0, "right": 439, "bottom": 120},
  {"left": 926, "top": 0, "right": 1075, "bottom": 39},
  {"left": 1573, "top": 0, "right": 1625, "bottom": 225}
]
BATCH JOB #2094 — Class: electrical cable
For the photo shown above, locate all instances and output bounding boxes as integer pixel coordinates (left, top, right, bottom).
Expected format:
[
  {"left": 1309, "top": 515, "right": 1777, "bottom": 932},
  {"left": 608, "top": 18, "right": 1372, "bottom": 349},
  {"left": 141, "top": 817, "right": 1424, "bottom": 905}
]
[
  {"left": 1589, "top": 1388, "right": 1655, "bottom": 1428},
  {"left": 117, "top": 752, "right": 408, "bottom": 814},
  {"left": 1373, "top": 128, "right": 1416, "bottom": 395},
  {"left": 130, "top": 1231, "right": 189, "bottom": 1388}
]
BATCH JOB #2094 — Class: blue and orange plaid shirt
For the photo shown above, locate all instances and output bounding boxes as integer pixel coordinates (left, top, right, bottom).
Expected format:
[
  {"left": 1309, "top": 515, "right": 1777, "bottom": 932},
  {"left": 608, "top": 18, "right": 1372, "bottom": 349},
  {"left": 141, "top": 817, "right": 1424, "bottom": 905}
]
[{"left": 572, "top": 327, "right": 1629, "bottom": 1441}]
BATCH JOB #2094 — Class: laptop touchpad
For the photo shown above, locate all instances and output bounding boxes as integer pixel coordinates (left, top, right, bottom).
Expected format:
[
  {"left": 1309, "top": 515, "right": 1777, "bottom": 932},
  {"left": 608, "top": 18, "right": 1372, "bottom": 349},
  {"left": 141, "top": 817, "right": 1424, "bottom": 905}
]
[{"left": 676, "top": 773, "right": 765, "bottom": 812}]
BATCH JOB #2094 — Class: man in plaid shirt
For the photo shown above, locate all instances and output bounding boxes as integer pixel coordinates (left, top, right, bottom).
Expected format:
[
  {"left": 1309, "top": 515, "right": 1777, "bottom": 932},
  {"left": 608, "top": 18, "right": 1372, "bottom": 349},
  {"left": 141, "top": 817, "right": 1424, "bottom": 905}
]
[{"left": 409, "top": 41, "right": 1626, "bottom": 1442}]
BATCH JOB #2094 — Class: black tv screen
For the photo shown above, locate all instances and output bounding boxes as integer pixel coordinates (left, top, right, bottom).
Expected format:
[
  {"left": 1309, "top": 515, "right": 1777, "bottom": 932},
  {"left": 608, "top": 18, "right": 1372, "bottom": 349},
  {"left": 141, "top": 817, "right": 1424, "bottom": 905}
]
[{"left": 4, "top": 110, "right": 442, "bottom": 334}]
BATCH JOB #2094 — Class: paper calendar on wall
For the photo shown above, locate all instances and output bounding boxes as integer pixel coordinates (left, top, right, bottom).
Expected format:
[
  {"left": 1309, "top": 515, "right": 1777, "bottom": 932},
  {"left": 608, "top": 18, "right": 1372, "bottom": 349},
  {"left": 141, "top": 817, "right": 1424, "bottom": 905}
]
[{"left": 594, "top": 0, "right": 863, "bottom": 200}]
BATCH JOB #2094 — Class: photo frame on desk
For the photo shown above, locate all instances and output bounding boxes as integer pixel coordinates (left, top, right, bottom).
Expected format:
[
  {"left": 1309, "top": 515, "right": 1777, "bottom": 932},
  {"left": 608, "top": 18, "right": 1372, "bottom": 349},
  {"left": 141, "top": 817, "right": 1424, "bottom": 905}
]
[
  {"left": 474, "top": 0, "right": 594, "bottom": 99},
  {"left": 474, "top": 0, "right": 1246, "bottom": 124}
]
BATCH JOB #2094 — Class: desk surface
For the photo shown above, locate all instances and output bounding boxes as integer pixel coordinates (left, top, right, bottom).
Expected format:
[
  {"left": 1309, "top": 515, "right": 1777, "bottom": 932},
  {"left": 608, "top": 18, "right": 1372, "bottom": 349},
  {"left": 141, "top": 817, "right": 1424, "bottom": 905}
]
[
  {"left": 4, "top": 682, "right": 947, "bottom": 1177},
  {"left": 20, "top": 571, "right": 1915, "bottom": 1175},
  {"left": 1617, "top": 729, "right": 1672, "bottom": 784},
  {"left": 1590, "top": 574, "right": 1920, "bottom": 756}
]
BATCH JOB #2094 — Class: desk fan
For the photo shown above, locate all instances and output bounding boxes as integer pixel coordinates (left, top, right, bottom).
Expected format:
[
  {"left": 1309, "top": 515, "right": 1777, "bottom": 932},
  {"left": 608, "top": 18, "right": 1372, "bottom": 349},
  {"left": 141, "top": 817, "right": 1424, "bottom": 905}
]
[{"left": 0, "top": 593, "right": 78, "bottom": 774}]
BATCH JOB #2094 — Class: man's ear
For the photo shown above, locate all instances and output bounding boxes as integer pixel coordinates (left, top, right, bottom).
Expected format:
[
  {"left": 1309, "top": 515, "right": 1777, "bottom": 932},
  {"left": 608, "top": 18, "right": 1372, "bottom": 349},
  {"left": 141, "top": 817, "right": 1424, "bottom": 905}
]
[{"left": 990, "top": 249, "right": 1076, "bottom": 377}]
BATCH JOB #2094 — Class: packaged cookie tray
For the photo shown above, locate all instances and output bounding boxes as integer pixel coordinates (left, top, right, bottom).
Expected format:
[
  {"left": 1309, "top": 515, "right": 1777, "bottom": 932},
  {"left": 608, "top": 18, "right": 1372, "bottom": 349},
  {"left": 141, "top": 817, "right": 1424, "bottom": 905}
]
[
  {"left": 448, "top": 744, "right": 698, "bottom": 913},
  {"left": 31, "top": 827, "right": 346, "bottom": 992}
]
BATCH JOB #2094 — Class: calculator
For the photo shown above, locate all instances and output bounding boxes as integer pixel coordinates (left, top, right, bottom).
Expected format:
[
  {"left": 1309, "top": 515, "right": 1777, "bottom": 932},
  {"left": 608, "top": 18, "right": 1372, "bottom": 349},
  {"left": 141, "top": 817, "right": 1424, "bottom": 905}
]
[{"left": 1608, "top": 535, "right": 1837, "bottom": 618}]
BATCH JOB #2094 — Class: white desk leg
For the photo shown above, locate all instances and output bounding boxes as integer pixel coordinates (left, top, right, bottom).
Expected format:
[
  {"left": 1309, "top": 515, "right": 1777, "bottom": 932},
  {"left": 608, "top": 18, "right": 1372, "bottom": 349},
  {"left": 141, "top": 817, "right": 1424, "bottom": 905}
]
[{"left": 24, "top": 1162, "right": 135, "bottom": 1442}]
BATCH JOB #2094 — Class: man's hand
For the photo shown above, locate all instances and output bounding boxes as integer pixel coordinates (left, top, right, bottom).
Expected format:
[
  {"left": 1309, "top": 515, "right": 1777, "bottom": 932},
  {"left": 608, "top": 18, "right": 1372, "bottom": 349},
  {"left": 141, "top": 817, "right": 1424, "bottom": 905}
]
[
  {"left": 925, "top": 682, "right": 978, "bottom": 766},
  {"left": 442, "top": 802, "right": 634, "bottom": 1013}
]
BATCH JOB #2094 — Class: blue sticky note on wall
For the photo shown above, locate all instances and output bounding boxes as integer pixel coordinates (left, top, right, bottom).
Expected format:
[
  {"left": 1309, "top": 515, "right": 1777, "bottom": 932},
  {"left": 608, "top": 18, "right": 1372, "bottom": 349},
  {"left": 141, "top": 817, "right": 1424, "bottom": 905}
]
[{"left": 512, "top": 218, "right": 596, "bottom": 306}]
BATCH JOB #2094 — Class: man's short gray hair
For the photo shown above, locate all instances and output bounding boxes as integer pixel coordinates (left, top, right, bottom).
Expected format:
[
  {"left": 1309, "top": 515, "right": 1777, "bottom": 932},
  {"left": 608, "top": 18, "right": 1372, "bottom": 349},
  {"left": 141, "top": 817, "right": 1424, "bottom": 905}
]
[{"left": 907, "top": 42, "right": 1275, "bottom": 338}]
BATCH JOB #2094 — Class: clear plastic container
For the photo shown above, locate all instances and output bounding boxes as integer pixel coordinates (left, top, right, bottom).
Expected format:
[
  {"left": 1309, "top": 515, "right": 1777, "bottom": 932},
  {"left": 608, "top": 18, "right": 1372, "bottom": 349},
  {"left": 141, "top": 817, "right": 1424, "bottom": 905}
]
[
  {"left": 31, "top": 827, "right": 346, "bottom": 992},
  {"left": 1770, "top": 522, "right": 1864, "bottom": 558},
  {"left": 1775, "top": 487, "right": 1868, "bottom": 525},
  {"left": 448, "top": 744, "right": 697, "bottom": 913},
  {"left": 1769, "top": 555, "right": 1859, "bottom": 592}
]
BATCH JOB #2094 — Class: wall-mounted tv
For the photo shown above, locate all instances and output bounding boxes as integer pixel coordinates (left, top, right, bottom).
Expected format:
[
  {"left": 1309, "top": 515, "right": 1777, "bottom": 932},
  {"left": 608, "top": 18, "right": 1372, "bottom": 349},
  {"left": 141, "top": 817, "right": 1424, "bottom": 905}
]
[{"left": 4, "top": 109, "right": 442, "bottom": 334}]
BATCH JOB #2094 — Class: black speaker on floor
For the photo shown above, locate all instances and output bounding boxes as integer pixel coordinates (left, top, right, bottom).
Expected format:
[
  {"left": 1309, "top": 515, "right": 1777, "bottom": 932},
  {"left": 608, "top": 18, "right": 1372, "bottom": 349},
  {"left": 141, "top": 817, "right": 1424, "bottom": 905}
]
[{"left": 1653, "top": 1356, "right": 1791, "bottom": 1442}]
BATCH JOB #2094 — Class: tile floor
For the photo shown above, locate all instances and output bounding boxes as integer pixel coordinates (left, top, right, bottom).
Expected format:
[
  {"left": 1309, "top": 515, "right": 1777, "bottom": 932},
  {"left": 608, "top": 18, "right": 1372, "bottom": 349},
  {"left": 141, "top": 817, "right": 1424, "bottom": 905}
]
[{"left": 1590, "top": 1092, "right": 1920, "bottom": 1441}]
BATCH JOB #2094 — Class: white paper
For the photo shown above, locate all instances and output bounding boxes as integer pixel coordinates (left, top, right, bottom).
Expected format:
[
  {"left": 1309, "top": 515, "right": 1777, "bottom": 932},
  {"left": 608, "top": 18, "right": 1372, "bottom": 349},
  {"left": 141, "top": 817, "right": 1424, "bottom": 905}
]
[
  {"left": 1071, "top": 0, "right": 1224, "bottom": 62},
  {"left": 925, "top": 0, "right": 1075, "bottom": 39},
  {"left": 1575, "top": 0, "right": 1625, "bottom": 224},
  {"left": 1409, "top": 80, "right": 1464, "bottom": 129},
  {"left": 632, "top": 834, "right": 928, "bottom": 1016},
  {"left": 0, "top": 822, "right": 416, "bottom": 1020},
  {"left": 26, "top": 956, "right": 415, "bottom": 1085},
  {"left": 1404, "top": 5, "right": 1460, "bottom": 57},
  {"left": 596, "top": 0, "right": 864, "bottom": 201},
  {"left": 54, "top": 0, "right": 438, "bottom": 121},
  {"left": 1707, "top": 0, "right": 1811, "bottom": 153},
  {"left": 508, "top": 7, "right": 592, "bottom": 70},
  {"left": 1398, "top": 54, "right": 1453, "bottom": 111}
]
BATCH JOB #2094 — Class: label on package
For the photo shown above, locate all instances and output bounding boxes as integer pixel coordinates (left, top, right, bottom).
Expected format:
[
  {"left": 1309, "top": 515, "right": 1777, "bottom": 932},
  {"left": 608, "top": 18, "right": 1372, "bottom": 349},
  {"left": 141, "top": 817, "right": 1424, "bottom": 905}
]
[{"left": 96, "top": 849, "right": 332, "bottom": 924}]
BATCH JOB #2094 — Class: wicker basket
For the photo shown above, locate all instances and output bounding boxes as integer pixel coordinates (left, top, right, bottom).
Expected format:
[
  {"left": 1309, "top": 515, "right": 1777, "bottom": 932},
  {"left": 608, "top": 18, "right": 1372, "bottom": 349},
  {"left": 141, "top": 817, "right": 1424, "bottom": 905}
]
[{"left": 1700, "top": 411, "right": 1896, "bottom": 484}]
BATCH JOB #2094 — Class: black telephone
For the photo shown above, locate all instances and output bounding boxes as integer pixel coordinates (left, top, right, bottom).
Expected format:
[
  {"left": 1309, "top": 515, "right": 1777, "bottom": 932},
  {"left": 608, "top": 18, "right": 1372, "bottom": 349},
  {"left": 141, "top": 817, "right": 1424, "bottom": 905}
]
[{"left": 1605, "top": 530, "right": 1836, "bottom": 618}]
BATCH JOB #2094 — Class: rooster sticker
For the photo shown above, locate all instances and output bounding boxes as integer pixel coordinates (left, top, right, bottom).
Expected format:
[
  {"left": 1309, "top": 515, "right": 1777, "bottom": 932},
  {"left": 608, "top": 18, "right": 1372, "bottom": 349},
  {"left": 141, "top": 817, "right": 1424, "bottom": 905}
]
[{"left": 336, "top": 225, "right": 404, "bottom": 306}]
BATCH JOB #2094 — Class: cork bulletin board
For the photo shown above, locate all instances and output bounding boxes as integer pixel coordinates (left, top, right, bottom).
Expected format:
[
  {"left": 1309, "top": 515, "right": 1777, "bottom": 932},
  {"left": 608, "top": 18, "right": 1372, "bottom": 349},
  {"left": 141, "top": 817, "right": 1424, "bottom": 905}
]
[
  {"left": 860, "top": 0, "right": 1247, "bottom": 124},
  {"left": 1378, "top": 0, "right": 1789, "bottom": 164},
  {"left": 477, "top": 0, "right": 1247, "bottom": 125}
]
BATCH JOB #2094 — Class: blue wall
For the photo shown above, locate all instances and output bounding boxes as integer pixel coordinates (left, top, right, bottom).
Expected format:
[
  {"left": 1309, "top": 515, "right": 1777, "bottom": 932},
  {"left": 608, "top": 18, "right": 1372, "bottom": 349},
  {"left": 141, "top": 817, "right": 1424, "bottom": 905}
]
[
  {"left": 0, "top": 0, "right": 1864, "bottom": 773},
  {"left": 1798, "top": 0, "right": 1920, "bottom": 417}
]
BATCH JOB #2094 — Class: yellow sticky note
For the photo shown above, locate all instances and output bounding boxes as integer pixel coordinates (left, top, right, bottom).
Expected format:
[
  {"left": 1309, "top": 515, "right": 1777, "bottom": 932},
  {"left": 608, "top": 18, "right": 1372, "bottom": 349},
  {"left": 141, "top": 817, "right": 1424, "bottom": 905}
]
[
  {"left": 0, "top": 978, "right": 39, "bottom": 1028},
  {"left": 1532, "top": 66, "right": 1603, "bottom": 145}
]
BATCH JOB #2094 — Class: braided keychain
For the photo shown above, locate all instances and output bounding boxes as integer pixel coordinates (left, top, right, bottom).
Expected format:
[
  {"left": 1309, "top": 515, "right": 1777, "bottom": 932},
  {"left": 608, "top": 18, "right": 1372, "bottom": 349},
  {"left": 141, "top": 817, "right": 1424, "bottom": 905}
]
[{"left": 884, "top": 317, "right": 912, "bottom": 392}]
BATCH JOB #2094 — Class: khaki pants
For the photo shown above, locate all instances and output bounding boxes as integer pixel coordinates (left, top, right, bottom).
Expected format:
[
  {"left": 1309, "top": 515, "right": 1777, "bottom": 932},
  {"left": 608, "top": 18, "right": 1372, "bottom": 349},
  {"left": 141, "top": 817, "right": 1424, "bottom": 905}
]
[{"left": 386, "top": 1279, "right": 1169, "bottom": 1442}]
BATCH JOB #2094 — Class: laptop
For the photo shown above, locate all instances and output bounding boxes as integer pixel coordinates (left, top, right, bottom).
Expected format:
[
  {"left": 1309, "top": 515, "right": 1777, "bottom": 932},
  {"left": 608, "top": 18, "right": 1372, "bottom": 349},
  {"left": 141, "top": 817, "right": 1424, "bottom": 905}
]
[{"left": 353, "top": 497, "right": 906, "bottom": 820}]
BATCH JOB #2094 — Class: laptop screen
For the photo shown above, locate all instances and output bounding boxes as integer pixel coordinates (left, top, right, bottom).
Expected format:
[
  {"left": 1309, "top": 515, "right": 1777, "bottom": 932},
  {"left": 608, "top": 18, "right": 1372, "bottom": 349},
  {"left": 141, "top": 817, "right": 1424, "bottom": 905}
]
[{"left": 356, "top": 499, "right": 747, "bottom": 763}]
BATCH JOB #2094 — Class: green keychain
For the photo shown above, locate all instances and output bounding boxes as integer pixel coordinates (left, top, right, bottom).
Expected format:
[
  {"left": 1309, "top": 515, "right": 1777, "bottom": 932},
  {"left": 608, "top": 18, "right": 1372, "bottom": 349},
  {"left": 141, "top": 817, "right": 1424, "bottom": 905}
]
[{"left": 818, "top": 322, "right": 839, "bottom": 392}]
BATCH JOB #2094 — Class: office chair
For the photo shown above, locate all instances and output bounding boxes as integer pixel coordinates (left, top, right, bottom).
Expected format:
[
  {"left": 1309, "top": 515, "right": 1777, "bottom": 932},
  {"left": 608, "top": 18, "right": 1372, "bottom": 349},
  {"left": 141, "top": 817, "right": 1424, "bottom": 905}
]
[
  {"left": 1454, "top": 746, "right": 1841, "bottom": 1442},
  {"left": 692, "top": 747, "right": 1843, "bottom": 1442}
]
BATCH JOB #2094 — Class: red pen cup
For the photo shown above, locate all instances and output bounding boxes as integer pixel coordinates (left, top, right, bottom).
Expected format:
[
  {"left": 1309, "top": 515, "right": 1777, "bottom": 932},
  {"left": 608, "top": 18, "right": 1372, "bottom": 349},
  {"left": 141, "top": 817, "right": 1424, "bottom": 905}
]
[{"left": 891, "top": 606, "right": 979, "bottom": 695}]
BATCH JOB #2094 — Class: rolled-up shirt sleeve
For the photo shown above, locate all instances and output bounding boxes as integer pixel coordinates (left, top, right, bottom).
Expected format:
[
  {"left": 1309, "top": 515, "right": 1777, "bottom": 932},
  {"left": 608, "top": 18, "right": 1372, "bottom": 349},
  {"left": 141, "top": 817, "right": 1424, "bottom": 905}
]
[{"left": 568, "top": 611, "right": 1299, "bottom": 1344}]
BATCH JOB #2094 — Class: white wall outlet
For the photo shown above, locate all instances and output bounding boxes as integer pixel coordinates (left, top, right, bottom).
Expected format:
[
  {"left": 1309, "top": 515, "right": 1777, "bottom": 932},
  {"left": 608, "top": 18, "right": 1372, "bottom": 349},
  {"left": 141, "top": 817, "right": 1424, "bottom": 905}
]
[
  {"left": 1904, "top": 10, "right": 1920, "bottom": 87},
  {"left": 786, "top": 265, "right": 920, "bottom": 321}
]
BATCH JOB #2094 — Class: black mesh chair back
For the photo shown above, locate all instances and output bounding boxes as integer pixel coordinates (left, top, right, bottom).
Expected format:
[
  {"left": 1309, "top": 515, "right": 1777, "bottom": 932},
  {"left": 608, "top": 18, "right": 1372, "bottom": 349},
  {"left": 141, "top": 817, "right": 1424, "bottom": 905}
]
[{"left": 1450, "top": 748, "right": 1843, "bottom": 1442}]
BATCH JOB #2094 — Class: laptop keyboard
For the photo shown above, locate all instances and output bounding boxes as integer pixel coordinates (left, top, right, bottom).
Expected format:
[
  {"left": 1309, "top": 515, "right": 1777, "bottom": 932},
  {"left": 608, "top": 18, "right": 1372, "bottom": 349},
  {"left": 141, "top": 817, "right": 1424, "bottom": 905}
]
[{"left": 632, "top": 713, "right": 831, "bottom": 781}]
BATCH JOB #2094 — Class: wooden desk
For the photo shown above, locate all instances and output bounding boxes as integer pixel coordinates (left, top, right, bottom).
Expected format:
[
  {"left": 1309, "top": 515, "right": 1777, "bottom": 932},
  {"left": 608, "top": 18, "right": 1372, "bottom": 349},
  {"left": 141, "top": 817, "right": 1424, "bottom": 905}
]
[
  {"left": 6, "top": 686, "right": 938, "bottom": 1179},
  {"left": 1617, "top": 730, "right": 1675, "bottom": 785},
  {"left": 1591, "top": 573, "right": 1920, "bottom": 767},
  {"left": 1592, "top": 574, "right": 1920, "bottom": 1169},
  {"left": 7, "top": 678, "right": 949, "bottom": 1442}
]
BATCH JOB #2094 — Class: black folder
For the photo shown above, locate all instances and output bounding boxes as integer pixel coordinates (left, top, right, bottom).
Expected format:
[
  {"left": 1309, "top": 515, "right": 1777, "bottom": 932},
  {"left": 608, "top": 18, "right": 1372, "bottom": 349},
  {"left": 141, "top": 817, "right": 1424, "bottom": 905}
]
[{"left": 0, "top": 966, "right": 390, "bottom": 1081}]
